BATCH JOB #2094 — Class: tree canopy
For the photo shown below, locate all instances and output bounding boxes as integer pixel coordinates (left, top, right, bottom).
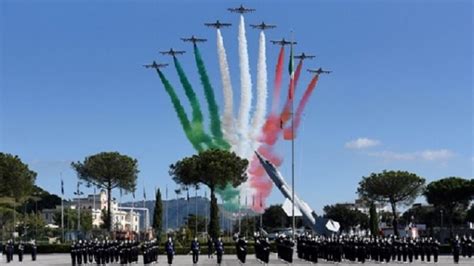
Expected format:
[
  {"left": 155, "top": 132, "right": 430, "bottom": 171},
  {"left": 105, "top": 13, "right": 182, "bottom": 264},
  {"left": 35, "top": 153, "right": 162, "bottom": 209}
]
[
  {"left": 169, "top": 149, "right": 248, "bottom": 239},
  {"left": 169, "top": 149, "right": 248, "bottom": 192},
  {"left": 357, "top": 170, "right": 425, "bottom": 236},
  {"left": 424, "top": 177, "right": 473, "bottom": 233},
  {"left": 71, "top": 151, "right": 139, "bottom": 232},
  {"left": 424, "top": 177, "right": 472, "bottom": 210},
  {"left": 0, "top": 153, "right": 37, "bottom": 203}
]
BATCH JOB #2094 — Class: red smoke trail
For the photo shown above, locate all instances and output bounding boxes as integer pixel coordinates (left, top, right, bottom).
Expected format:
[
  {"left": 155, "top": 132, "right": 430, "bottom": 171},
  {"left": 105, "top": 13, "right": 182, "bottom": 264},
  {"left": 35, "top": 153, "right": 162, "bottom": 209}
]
[
  {"left": 280, "top": 59, "right": 304, "bottom": 124},
  {"left": 283, "top": 75, "right": 320, "bottom": 140},
  {"left": 270, "top": 46, "right": 285, "bottom": 114},
  {"left": 248, "top": 46, "right": 286, "bottom": 212},
  {"left": 248, "top": 145, "right": 283, "bottom": 212},
  {"left": 248, "top": 47, "right": 286, "bottom": 211}
]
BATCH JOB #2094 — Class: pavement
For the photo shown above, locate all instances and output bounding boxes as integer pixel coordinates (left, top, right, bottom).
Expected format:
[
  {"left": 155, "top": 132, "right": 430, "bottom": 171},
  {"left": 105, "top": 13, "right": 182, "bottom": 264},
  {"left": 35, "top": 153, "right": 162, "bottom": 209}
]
[{"left": 0, "top": 253, "right": 472, "bottom": 265}]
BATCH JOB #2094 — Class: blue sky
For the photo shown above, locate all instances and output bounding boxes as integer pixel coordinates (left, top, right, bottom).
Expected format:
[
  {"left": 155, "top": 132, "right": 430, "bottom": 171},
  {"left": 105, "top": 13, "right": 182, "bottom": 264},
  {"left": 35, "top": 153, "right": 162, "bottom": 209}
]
[{"left": 1, "top": 0, "right": 472, "bottom": 214}]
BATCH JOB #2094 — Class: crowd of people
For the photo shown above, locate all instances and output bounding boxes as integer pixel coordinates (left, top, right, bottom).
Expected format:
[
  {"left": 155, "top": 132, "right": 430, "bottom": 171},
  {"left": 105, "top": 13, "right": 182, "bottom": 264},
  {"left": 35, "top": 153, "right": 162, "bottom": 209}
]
[
  {"left": 2, "top": 233, "right": 473, "bottom": 265},
  {"left": 272, "top": 233, "right": 473, "bottom": 265}
]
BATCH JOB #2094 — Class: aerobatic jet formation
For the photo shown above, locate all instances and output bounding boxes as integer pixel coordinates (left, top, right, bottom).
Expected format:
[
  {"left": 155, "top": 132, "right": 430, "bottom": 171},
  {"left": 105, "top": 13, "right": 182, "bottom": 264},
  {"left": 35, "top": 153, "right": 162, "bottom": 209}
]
[
  {"left": 181, "top": 35, "right": 207, "bottom": 44},
  {"left": 308, "top": 68, "right": 332, "bottom": 75},
  {"left": 271, "top": 38, "right": 297, "bottom": 46},
  {"left": 143, "top": 61, "right": 168, "bottom": 69},
  {"left": 295, "top": 52, "right": 315, "bottom": 60},
  {"left": 250, "top": 22, "right": 276, "bottom": 30},
  {"left": 159, "top": 48, "right": 186, "bottom": 57},
  {"left": 204, "top": 20, "right": 232, "bottom": 29},
  {"left": 228, "top": 4, "right": 255, "bottom": 14}
]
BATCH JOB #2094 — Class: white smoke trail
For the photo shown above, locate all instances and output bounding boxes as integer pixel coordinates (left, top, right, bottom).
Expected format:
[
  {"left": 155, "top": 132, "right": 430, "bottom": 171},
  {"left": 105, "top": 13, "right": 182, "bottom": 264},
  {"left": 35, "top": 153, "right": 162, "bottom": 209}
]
[
  {"left": 249, "top": 31, "right": 268, "bottom": 152},
  {"left": 236, "top": 15, "right": 253, "bottom": 157},
  {"left": 216, "top": 29, "right": 237, "bottom": 147}
]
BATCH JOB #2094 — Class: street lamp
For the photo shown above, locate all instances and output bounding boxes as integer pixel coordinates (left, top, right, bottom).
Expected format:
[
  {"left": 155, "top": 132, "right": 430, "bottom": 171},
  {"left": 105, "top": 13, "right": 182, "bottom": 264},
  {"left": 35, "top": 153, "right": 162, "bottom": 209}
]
[{"left": 73, "top": 182, "right": 84, "bottom": 232}]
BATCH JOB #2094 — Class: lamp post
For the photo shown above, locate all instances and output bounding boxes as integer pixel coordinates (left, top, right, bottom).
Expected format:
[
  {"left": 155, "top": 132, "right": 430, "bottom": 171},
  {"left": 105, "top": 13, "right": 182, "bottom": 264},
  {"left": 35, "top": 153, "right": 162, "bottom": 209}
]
[{"left": 73, "top": 182, "right": 84, "bottom": 232}]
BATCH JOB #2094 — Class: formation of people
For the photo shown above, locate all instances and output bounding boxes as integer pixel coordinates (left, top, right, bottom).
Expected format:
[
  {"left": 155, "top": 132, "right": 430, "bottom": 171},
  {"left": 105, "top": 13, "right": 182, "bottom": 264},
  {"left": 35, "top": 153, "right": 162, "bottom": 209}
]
[
  {"left": 3, "top": 232, "right": 472, "bottom": 265},
  {"left": 1, "top": 239, "right": 37, "bottom": 263},
  {"left": 70, "top": 239, "right": 158, "bottom": 265},
  {"left": 275, "top": 233, "right": 473, "bottom": 265}
]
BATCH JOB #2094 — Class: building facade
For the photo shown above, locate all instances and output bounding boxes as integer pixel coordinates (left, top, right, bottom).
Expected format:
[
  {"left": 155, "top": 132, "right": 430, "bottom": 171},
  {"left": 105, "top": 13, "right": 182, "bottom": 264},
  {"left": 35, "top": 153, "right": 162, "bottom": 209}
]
[{"left": 41, "top": 190, "right": 140, "bottom": 232}]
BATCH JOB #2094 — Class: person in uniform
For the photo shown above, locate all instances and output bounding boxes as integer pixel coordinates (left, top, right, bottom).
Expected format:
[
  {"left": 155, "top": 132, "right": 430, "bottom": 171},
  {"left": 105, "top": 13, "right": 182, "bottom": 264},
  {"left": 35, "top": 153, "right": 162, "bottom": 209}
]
[
  {"left": 283, "top": 235, "right": 295, "bottom": 263},
  {"left": 431, "top": 237, "right": 440, "bottom": 263},
  {"left": 236, "top": 235, "right": 248, "bottom": 264},
  {"left": 84, "top": 240, "right": 89, "bottom": 264},
  {"left": 207, "top": 236, "right": 214, "bottom": 259},
  {"left": 31, "top": 240, "right": 37, "bottom": 261},
  {"left": 165, "top": 236, "right": 175, "bottom": 265},
  {"left": 407, "top": 238, "right": 414, "bottom": 263},
  {"left": 261, "top": 237, "right": 271, "bottom": 265},
  {"left": 467, "top": 235, "right": 473, "bottom": 258},
  {"left": 426, "top": 237, "right": 433, "bottom": 262},
  {"left": 18, "top": 241, "right": 24, "bottom": 262},
  {"left": 215, "top": 236, "right": 224, "bottom": 265},
  {"left": 452, "top": 235, "right": 461, "bottom": 264},
  {"left": 70, "top": 241, "right": 77, "bottom": 266},
  {"left": 190, "top": 237, "right": 200, "bottom": 264},
  {"left": 462, "top": 235, "right": 468, "bottom": 257}
]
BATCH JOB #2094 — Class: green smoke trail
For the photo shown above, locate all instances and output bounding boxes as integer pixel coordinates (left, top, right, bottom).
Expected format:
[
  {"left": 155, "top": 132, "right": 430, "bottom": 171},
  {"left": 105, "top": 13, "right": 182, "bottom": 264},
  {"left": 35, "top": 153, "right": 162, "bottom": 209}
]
[
  {"left": 192, "top": 46, "right": 239, "bottom": 210},
  {"left": 193, "top": 44, "right": 230, "bottom": 150},
  {"left": 156, "top": 69, "right": 204, "bottom": 151},
  {"left": 164, "top": 56, "right": 240, "bottom": 211},
  {"left": 173, "top": 56, "right": 216, "bottom": 149}
]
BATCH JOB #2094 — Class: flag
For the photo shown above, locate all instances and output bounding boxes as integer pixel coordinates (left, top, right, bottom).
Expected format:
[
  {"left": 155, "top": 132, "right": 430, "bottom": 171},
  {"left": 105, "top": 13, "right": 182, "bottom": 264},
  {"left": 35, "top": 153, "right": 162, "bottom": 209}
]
[
  {"left": 143, "top": 187, "right": 146, "bottom": 200},
  {"left": 288, "top": 38, "right": 295, "bottom": 99},
  {"left": 61, "top": 179, "right": 64, "bottom": 195},
  {"left": 260, "top": 194, "right": 263, "bottom": 208},
  {"left": 132, "top": 190, "right": 136, "bottom": 199},
  {"left": 120, "top": 188, "right": 123, "bottom": 198}
]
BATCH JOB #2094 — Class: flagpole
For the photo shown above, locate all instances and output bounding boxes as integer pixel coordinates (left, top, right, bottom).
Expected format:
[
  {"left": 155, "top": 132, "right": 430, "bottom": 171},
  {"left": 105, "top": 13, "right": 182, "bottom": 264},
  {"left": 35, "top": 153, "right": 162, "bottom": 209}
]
[
  {"left": 60, "top": 173, "right": 64, "bottom": 243},
  {"left": 195, "top": 187, "right": 198, "bottom": 236},
  {"left": 290, "top": 29, "right": 296, "bottom": 241},
  {"left": 238, "top": 195, "right": 241, "bottom": 234},
  {"left": 143, "top": 186, "right": 146, "bottom": 232},
  {"left": 259, "top": 193, "right": 263, "bottom": 230},
  {"left": 165, "top": 186, "right": 168, "bottom": 234}
]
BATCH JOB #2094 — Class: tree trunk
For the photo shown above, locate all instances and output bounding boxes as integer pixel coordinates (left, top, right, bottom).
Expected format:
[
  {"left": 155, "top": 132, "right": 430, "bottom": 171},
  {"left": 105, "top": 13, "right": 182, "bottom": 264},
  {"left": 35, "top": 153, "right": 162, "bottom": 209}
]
[
  {"left": 208, "top": 186, "right": 220, "bottom": 239},
  {"left": 390, "top": 200, "right": 399, "bottom": 236},
  {"left": 107, "top": 182, "right": 112, "bottom": 233}
]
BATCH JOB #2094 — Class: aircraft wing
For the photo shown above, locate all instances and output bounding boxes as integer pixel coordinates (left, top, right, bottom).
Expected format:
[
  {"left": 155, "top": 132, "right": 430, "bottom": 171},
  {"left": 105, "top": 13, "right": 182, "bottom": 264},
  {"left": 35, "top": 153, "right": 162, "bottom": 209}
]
[{"left": 282, "top": 198, "right": 303, "bottom": 217}]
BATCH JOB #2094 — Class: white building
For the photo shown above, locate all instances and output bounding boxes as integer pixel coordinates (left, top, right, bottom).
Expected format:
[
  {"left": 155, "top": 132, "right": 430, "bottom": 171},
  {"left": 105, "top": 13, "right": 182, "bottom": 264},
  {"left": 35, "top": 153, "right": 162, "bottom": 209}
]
[
  {"left": 42, "top": 190, "right": 141, "bottom": 232},
  {"left": 72, "top": 190, "right": 140, "bottom": 232}
]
